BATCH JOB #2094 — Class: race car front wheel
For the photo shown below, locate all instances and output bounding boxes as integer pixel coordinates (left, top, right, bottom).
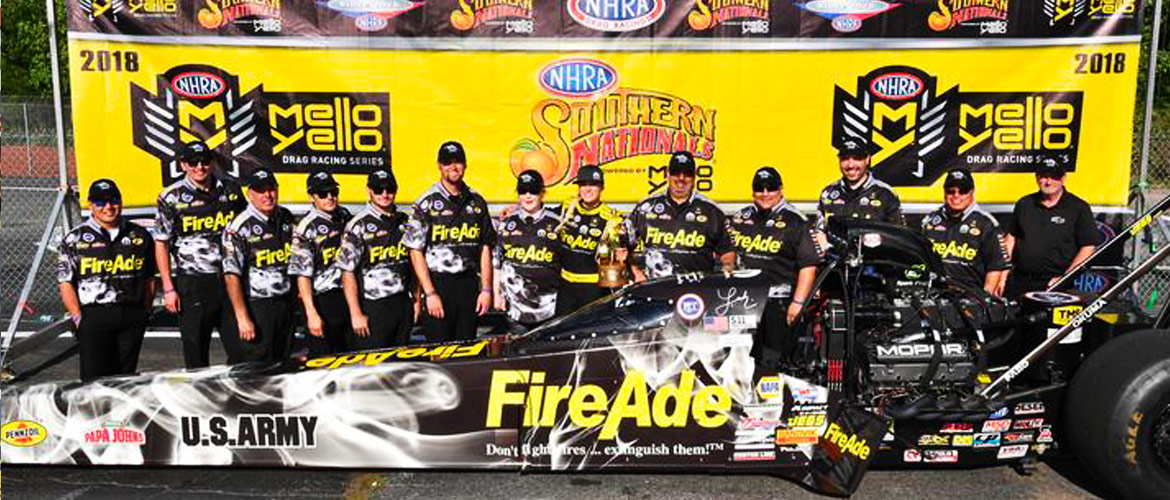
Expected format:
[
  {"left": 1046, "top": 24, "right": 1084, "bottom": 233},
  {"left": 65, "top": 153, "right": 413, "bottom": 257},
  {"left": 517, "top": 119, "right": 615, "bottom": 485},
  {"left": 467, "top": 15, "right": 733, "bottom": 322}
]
[{"left": 1065, "top": 329, "right": 1170, "bottom": 500}]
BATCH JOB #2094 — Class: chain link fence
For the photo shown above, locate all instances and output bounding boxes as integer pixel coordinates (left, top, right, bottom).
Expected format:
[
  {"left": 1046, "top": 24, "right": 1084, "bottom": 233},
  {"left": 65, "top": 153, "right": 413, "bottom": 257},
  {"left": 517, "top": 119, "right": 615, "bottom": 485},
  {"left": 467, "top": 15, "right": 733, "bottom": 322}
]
[{"left": 1129, "top": 111, "right": 1170, "bottom": 317}]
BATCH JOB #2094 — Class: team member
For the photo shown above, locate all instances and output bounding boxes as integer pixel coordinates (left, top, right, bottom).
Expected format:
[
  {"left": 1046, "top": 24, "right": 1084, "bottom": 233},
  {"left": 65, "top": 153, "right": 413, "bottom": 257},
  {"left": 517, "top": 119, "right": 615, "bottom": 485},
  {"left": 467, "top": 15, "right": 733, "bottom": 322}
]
[
  {"left": 336, "top": 169, "right": 414, "bottom": 349},
  {"left": 404, "top": 141, "right": 497, "bottom": 342},
  {"left": 817, "top": 138, "right": 904, "bottom": 227},
  {"left": 289, "top": 170, "right": 354, "bottom": 354},
  {"left": 555, "top": 165, "right": 626, "bottom": 316},
  {"left": 58, "top": 180, "right": 156, "bottom": 381},
  {"left": 221, "top": 168, "right": 296, "bottom": 364},
  {"left": 626, "top": 151, "right": 735, "bottom": 281},
  {"left": 729, "top": 168, "right": 820, "bottom": 365},
  {"left": 153, "top": 140, "right": 247, "bottom": 369},
  {"left": 920, "top": 168, "right": 1010, "bottom": 295},
  {"left": 494, "top": 170, "right": 562, "bottom": 331},
  {"left": 1000, "top": 159, "right": 1100, "bottom": 298}
]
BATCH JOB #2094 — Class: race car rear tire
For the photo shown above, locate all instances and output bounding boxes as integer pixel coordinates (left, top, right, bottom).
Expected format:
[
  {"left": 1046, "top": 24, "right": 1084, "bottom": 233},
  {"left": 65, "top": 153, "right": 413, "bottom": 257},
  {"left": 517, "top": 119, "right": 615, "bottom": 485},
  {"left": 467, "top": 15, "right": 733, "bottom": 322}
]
[{"left": 1065, "top": 329, "right": 1170, "bottom": 500}]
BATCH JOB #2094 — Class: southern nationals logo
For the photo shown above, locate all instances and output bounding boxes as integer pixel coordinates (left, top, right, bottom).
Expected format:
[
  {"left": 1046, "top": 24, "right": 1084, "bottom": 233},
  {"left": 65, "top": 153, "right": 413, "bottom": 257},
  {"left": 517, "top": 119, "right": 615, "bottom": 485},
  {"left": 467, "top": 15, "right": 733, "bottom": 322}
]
[
  {"left": 927, "top": 0, "right": 1010, "bottom": 34},
  {"left": 832, "top": 65, "right": 1083, "bottom": 186},
  {"left": 131, "top": 64, "right": 391, "bottom": 185},
  {"left": 688, "top": 0, "right": 770, "bottom": 34},
  {"left": 450, "top": 0, "right": 535, "bottom": 33}
]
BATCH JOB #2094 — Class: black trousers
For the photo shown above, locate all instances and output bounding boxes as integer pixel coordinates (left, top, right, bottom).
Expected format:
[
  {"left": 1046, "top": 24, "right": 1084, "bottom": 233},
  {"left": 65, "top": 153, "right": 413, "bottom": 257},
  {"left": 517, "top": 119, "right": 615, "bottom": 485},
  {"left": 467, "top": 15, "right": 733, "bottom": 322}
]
[
  {"left": 555, "top": 280, "right": 610, "bottom": 317},
  {"left": 307, "top": 290, "right": 352, "bottom": 355},
  {"left": 422, "top": 273, "right": 479, "bottom": 343},
  {"left": 753, "top": 299, "right": 799, "bottom": 367},
  {"left": 353, "top": 294, "right": 413, "bottom": 350},
  {"left": 78, "top": 304, "right": 148, "bottom": 381},
  {"left": 220, "top": 295, "right": 294, "bottom": 364},
  {"left": 175, "top": 274, "right": 236, "bottom": 369}
]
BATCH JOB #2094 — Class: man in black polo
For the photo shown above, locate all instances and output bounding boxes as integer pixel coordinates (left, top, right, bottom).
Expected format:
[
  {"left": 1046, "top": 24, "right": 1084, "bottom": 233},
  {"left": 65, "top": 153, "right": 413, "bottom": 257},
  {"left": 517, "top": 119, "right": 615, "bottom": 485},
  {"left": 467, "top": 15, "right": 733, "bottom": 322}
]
[
  {"left": 153, "top": 140, "right": 247, "bottom": 368},
  {"left": 816, "top": 138, "right": 904, "bottom": 228},
  {"left": 626, "top": 151, "right": 735, "bottom": 281},
  {"left": 1001, "top": 159, "right": 1099, "bottom": 298},
  {"left": 58, "top": 180, "right": 157, "bottom": 380},
  {"left": 404, "top": 141, "right": 497, "bottom": 342},
  {"left": 337, "top": 169, "right": 414, "bottom": 349},
  {"left": 289, "top": 170, "right": 353, "bottom": 354},
  {"left": 921, "top": 168, "right": 1011, "bottom": 295},
  {"left": 494, "top": 170, "right": 562, "bottom": 332},
  {"left": 729, "top": 167, "right": 820, "bottom": 365},
  {"left": 555, "top": 165, "right": 626, "bottom": 316},
  {"left": 222, "top": 168, "right": 296, "bottom": 363}
]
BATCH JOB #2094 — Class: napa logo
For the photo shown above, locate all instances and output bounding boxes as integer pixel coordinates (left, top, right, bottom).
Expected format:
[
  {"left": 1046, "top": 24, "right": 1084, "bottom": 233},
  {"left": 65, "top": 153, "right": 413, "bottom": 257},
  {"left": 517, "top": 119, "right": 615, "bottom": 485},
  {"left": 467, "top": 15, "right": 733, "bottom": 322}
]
[
  {"left": 869, "top": 72, "right": 924, "bottom": 101},
  {"left": 567, "top": 0, "right": 667, "bottom": 31},
  {"left": 539, "top": 59, "right": 618, "bottom": 98}
]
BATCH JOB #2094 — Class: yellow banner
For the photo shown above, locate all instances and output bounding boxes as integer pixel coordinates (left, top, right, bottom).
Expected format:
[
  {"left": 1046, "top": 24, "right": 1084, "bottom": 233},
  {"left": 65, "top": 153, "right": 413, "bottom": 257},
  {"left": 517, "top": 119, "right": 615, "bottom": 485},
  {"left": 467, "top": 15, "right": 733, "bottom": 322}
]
[{"left": 70, "top": 40, "right": 1139, "bottom": 208}]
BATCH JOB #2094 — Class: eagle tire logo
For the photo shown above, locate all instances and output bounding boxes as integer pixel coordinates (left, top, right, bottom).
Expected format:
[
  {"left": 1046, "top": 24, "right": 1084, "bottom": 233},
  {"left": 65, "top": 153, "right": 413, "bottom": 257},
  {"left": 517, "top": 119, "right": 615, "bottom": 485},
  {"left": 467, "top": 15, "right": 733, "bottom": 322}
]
[{"left": 567, "top": 0, "right": 666, "bottom": 31}]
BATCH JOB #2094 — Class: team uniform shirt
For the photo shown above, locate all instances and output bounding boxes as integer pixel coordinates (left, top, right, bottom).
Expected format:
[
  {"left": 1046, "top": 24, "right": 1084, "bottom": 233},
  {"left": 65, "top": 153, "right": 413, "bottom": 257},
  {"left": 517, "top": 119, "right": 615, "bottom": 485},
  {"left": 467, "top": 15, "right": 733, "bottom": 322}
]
[
  {"left": 288, "top": 206, "right": 353, "bottom": 296},
  {"left": 921, "top": 204, "right": 1011, "bottom": 289},
  {"left": 495, "top": 207, "right": 562, "bottom": 324},
  {"left": 816, "top": 174, "right": 904, "bottom": 227},
  {"left": 335, "top": 204, "right": 412, "bottom": 300},
  {"left": 57, "top": 219, "right": 157, "bottom": 306},
  {"left": 557, "top": 202, "right": 626, "bottom": 284},
  {"left": 153, "top": 176, "right": 247, "bottom": 275},
  {"left": 403, "top": 182, "right": 497, "bottom": 275},
  {"left": 1006, "top": 191, "right": 1100, "bottom": 278},
  {"left": 729, "top": 202, "right": 821, "bottom": 291},
  {"left": 626, "top": 192, "right": 734, "bottom": 279},
  {"left": 222, "top": 205, "right": 295, "bottom": 299}
]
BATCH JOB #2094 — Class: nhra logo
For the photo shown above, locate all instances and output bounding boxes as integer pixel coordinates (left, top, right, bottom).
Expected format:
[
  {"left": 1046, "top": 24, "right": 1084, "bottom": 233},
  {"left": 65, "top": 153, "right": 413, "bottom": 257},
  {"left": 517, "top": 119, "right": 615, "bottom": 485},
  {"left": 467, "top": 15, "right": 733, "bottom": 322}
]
[
  {"left": 567, "top": 0, "right": 666, "bottom": 31},
  {"left": 796, "top": 0, "right": 899, "bottom": 33},
  {"left": 539, "top": 59, "right": 618, "bottom": 98},
  {"left": 322, "top": 0, "right": 422, "bottom": 33},
  {"left": 1044, "top": 0, "right": 1085, "bottom": 26},
  {"left": 688, "top": 0, "right": 771, "bottom": 33},
  {"left": 832, "top": 65, "right": 1083, "bottom": 186}
]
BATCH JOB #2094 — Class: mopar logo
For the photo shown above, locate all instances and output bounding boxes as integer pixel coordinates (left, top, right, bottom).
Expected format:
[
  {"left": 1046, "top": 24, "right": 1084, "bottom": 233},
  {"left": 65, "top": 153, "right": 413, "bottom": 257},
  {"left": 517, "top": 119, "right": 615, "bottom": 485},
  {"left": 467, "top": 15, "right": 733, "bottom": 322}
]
[
  {"left": 539, "top": 59, "right": 618, "bottom": 98},
  {"left": 567, "top": 0, "right": 666, "bottom": 31},
  {"left": 171, "top": 72, "right": 226, "bottom": 99},
  {"left": 869, "top": 73, "right": 924, "bottom": 100},
  {"left": 875, "top": 343, "right": 966, "bottom": 359}
]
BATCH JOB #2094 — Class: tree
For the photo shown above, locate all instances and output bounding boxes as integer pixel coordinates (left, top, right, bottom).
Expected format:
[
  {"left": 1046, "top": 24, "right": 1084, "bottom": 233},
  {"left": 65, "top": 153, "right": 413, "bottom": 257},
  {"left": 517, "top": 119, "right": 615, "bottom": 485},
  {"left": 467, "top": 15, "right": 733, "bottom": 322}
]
[{"left": 1, "top": 0, "right": 69, "bottom": 97}]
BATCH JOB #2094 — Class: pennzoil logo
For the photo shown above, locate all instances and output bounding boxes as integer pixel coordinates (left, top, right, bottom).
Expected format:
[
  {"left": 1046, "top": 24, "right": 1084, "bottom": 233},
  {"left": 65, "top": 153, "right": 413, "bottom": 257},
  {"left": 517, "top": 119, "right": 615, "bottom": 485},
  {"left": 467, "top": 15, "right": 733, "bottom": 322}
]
[
  {"left": 132, "top": 64, "right": 391, "bottom": 186},
  {"left": 928, "top": 0, "right": 1010, "bottom": 35},
  {"left": 198, "top": 0, "right": 283, "bottom": 33},
  {"left": 451, "top": 0, "right": 535, "bottom": 33},
  {"left": 511, "top": 58, "right": 716, "bottom": 188},
  {"left": 832, "top": 65, "right": 1082, "bottom": 186},
  {"left": 2, "top": 420, "right": 48, "bottom": 447},
  {"left": 688, "top": 0, "right": 770, "bottom": 34},
  {"left": 1044, "top": 0, "right": 1085, "bottom": 26},
  {"left": 567, "top": 0, "right": 666, "bottom": 31}
]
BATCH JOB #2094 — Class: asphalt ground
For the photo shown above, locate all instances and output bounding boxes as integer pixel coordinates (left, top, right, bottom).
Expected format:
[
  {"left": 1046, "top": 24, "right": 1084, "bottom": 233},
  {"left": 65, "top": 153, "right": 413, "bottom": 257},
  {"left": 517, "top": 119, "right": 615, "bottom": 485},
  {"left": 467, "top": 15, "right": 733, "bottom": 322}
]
[{"left": 1, "top": 335, "right": 1112, "bottom": 500}]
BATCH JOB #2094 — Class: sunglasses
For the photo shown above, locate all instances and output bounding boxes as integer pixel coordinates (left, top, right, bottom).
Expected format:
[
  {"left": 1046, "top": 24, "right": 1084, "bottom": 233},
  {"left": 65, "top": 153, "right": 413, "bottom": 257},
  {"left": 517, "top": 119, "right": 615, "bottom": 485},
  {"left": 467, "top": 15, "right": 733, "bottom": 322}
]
[
  {"left": 185, "top": 157, "right": 213, "bottom": 167},
  {"left": 370, "top": 187, "right": 396, "bottom": 195},
  {"left": 91, "top": 199, "right": 122, "bottom": 208},
  {"left": 313, "top": 189, "right": 340, "bottom": 199},
  {"left": 517, "top": 188, "right": 543, "bottom": 196},
  {"left": 945, "top": 188, "right": 972, "bottom": 196}
]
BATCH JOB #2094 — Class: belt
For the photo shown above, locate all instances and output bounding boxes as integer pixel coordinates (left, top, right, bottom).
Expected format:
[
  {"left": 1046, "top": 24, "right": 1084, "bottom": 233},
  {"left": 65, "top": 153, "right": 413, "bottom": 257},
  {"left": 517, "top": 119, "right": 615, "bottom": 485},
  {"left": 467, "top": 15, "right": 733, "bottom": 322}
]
[{"left": 561, "top": 269, "right": 600, "bottom": 284}]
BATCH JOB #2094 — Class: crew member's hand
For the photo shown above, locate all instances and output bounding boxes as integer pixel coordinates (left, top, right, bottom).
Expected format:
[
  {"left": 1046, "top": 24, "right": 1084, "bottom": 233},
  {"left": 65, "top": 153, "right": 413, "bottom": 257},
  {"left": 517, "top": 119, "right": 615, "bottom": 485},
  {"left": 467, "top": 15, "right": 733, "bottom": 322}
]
[
  {"left": 237, "top": 316, "right": 256, "bottom": 342},
  {"left": 426, "top": 294, "right": 445, "bottom": 319},
  {"left": 1047, "top": 276, "right": 1060, "bottom": 288},
  {"left": 494, "top": 291, "right": 506, "bottom": 311},
  {"left": 306, "top": 311, "right": 324, "bottom": 338},
  {"left": 995, "top": 272, "right": 1009, "bottom": 297},
  {"left": 164, "top": 289, "right": 181, "bottom": 313},
  {"left": 352, "top": 313, "right": 370, "bottom": 337},
  {"left": 814, "top": 231, "right": 830, "bottom": 252},
  {"left": 632, "top": 267, "right": 648, "bottom": 283},
  {"left": 476, "top": 290, "right": 492, "bottom": 316},
  {"left": 787, "top": 301, "right": 803, "bottom": 326}
]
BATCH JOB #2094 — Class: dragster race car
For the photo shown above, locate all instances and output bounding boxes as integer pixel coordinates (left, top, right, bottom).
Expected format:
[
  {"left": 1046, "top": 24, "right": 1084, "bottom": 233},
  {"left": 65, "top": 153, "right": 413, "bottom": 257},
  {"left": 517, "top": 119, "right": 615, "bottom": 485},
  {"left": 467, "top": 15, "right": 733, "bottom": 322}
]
[{"left": 4, "top": 218, "right": 1170, "bottom": 498}]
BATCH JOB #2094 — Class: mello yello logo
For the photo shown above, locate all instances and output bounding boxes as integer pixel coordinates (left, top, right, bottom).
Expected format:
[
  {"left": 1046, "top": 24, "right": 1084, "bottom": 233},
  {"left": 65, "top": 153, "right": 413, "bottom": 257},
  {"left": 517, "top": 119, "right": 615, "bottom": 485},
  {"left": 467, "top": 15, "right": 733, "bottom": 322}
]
[{"left": 485, "top": 370, "right": 731, "bottom": 439}]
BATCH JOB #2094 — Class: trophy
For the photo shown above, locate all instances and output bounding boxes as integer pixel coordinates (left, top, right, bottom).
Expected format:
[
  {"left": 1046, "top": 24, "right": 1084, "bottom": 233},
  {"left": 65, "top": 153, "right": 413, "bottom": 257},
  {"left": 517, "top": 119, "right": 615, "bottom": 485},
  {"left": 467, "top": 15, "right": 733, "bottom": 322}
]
[{"left": 595, "top": 217, "right": 629, "bottom": 288}]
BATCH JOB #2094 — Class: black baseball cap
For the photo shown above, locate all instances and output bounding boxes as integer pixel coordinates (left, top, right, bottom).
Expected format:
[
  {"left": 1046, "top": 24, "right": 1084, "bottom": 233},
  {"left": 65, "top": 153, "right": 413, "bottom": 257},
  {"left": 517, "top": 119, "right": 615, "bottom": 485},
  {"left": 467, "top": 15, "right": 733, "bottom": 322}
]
[
  {"left": 574, "top": 165, "right": 605, "bottom": 186},
  {"left": 367, "top": 168, "right": 398, "bottom": 192},
  {"left": 668, "top": 151, "right": 697, "bottom": 176},
  {"left": 177, "top": 140, "right": 215, "bottom": 163},
  {"left": 944, "top": 168, "right": 975, "bottom": 192},
  {"left": 306, "top": 170, "right": 339, "bottom": 194},
  {"left": 246, "top": 168, "right": 278, "bottom": 190},
  {"left": 437, "top": 141, "right": 467, "bottom": 165},
  {"left": 1037, "top": 156, "right": 1067, "bottom": 177},
  {"left": 516, "top": 170, "right": 545, "bottom": 194},
  {"left": 837, "top": 138, "right": 873, "bottom": 158},
  {"left": 752, "top": 167, "right": 782, "bottom": 192},
  {"left": 88, "top": 179, "right": 122, "bottom": 204}
]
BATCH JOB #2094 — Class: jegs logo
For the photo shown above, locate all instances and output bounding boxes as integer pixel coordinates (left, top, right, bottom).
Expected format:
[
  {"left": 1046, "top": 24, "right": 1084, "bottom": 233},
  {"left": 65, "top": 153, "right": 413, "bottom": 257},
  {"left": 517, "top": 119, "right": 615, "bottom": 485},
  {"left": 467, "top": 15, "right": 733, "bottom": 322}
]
[
  {"left": 927, "top": 0, "right": 1010, "bottom": 35},
  {"left": 450, "top": 0, "right": 535, "bottom": 34},
  {"left": 688, "top": 0, "right": 771, "bottom": 34},
  {"left": 1044, "top": 0, "right": 1085, "bottom": 26},
  {"left": 567, "top": 0, "right": 666, "bottom": 31},
  {"left": 131, "top": 64, "right": 391, "bottom": 186},
  {"left": 197, "top": 0, "right": 283, "bottom": 33},
  {"left": 832, "top": 65, "right": 1082, "bottom": 186}
]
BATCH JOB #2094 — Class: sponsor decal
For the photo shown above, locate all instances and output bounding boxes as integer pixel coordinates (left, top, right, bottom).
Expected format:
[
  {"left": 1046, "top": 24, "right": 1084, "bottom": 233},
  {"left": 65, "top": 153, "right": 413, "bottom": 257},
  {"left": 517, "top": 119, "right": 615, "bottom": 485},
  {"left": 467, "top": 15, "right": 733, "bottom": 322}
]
[
  {"left": 486, "top": 370, "right": 731, "bottom": 439},
  {"left": 539, "top": 59, "right": 618, "bottom": 99},
  {"left": 2, "top": 420, "right": 48, "bottom": 447},
  {"left": 688, "top": 0, "right": 770, "bottom": 34},
  {"left": 198, "top": 0, "right": 283, "bottom": 33},
  {"left": 775, "top": 429, "right": 820, "bottom": 445},
  {"left": 81, "top": 0, "right": 128, "bottom": 21},
  {"left": 84, "top": 423, "right": 146, "bottom": 445},
  {"left": 918, "top": 434, "right": 950, "bottom": 447},
  {"left": 733, "top": 450, "right": 777, "bottom": 461},
  {"left": 973, "top": 433, "right": 1001, "bottom": 448},
  {"left": 1044, "top": 0, "right": 1085, "bottom": 26},
  {"left": 928, "top": 0, "right": 1010, "bottom": 34},
  {"left": 940, "top": 423, "right": 974, "bottom": 434},
  {"left": 903, "top": 449, "right": 922, "bottom": 462},
  {"left": 1038, "top": 427, "right": 1054, "bottom": 443},
  {"left": 704, "top": 315, "right": 730, "bottom": 332},
  {"left": 997, "top": 444, "right": 1029, "bottom": 459},
  {"left": 1053, "top": 305, "right": 1084, "bottom": 326},
  {"left": 181, "top": 415, "right": 318, "bottom": 448},
  {"left": 323, "top": 0, "right": 422, "bottom": 32},
  {"left": 796, "top": 0, "right": 899, "bottom": 33},
  {"left": 1002, "top": 431, "right": 1034, "bottom": 444},
  {"left": 756, "top": 376, "right": 781, "bottom": 399},
  {"left": 821, "top": 423, "right": 871, "bottom": 460},
  {"left": 1014, "top": 418, "right": 1044, "bottom": 430},
  {"left": 131, "top": 65, "right": 391, "bottom": 185},
  {"left": 982, "top": 419, "right": 1012, "bottom": 433},
  {"left": 1014, "top": 401, "right": 1045, "bottom": 415},
  {"left": 676, "top": 293, "right": 706, "bottom": 321},
  {"left": 1089, "top": 0, "right": 1136, "bottom": 19},
  {"left": 923, "top": 449, "right": 959, "bottom": 463},
  {"left": 951, "top": 434, "right": 974, "bottom": 447},
  {"left": 307, "top": 340, "right": 489, "bottom": 369},
  {"left": 450, "top": 0, "right": 535, "bottom": 33},
  {"left": 566, "top": 0, "right": 666, "bottom": 31},
  {"left": 1073, "top": 271, "right": 1112, "bottom": 294},
  {"left": 84, "top": 0, "right": 178, "bottom": 21},
  {"left": 832, "top": 65, "right": 1083, "bottom": 186}
]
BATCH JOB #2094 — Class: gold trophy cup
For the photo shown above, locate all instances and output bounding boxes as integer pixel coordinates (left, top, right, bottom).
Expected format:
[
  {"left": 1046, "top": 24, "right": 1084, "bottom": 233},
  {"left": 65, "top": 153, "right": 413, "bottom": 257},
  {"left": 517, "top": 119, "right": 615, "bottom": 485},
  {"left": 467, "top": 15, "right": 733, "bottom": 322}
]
[{"left": 596, "top": 218, "right": 629, "bottom": 288}]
